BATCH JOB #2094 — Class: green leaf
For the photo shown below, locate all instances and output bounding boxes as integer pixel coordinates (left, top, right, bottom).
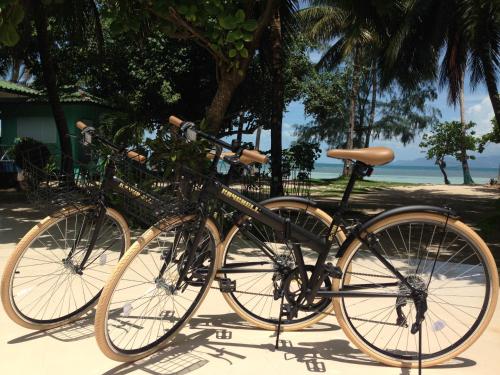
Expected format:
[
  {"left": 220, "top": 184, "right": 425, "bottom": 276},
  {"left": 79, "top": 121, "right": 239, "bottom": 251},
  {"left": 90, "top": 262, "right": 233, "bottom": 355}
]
[
  {"left": 239, "top": 47, "right": 248, "bottom": 58},
  {"left": 235, "top": 40, "right": 244, "bottom": 50},
  {"left": 226, "top": 30, "right": 237, "bottom": 42},
  {"left": 0, "top": 22, "right": 19, "bottom": 46},
  {"left": 219, "top": 15, "right": 236, "bottom": 30},
  {"left": 235, "top": 9, "right": 245, "bottom": 23},
  {"left": 226, "top": 30, "right": 243, "bottom": 42},
  {"left": 228, "top": 48, "right": 237, "bottom": 58},
  {"left": 10, "top": 4, "right": 24, "bottom": 25},
  {"left": 242, "top": 19, "right": 257, "bottom": 32}
]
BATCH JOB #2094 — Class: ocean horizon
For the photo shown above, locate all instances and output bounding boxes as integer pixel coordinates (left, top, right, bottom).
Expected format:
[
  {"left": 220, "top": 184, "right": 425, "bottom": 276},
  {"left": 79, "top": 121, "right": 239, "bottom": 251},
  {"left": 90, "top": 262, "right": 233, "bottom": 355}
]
[{"left": 311, "top": 163, "right": 499, "bottom": 184}]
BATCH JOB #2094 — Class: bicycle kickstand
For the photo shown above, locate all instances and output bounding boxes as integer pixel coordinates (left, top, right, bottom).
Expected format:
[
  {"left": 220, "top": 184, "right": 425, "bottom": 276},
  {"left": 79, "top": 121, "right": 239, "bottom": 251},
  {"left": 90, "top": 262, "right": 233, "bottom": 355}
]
[
  {"left": 418, "top": 322, "right": 422, "bottom": 375},
  {"left": 275, "top": 291, "right": 285, "bottom": 350}
]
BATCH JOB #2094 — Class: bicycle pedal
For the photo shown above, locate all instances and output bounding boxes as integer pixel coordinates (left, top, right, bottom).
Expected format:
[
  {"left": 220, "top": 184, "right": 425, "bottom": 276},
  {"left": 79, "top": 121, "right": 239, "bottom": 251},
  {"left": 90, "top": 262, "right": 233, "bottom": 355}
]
[
  {"left": 218, "top": 278, "right": 236, "bottom": 293},
  {"left": 281, "top": 303, "right": 298, "bottom": 320},
  {"left": 325, "top": 262, "right": 342, "bottom": 278}
]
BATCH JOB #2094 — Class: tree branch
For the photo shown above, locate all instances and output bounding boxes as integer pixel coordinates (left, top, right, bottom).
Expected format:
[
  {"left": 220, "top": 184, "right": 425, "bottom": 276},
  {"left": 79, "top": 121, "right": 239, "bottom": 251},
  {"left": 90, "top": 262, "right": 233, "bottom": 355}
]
[{"left": 146, "top": 6, "right": 229, "bottom": 66}]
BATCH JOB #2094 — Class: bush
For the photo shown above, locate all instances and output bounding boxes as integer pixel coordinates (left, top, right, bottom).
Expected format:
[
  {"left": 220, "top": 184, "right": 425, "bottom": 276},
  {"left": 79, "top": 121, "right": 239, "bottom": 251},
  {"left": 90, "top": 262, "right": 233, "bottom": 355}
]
[{"left": 12, "top": 137, "right": 51, "bottom": 171}]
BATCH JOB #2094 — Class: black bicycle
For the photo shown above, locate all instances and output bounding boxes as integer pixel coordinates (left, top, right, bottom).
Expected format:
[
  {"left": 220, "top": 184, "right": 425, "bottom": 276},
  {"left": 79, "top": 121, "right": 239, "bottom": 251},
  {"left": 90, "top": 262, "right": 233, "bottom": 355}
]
[{"left": 94, "top": 116, "right": 498, "bottom": 369}]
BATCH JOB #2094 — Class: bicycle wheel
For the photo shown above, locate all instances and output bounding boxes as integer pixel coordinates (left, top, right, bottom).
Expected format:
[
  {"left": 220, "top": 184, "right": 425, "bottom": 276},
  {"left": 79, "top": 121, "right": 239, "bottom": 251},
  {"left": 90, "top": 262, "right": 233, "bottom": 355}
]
[
  {"left": 220, "top": 200, "right": 346, "bottom": 331},
  {"left": 94, "top": 215, "right": 220, "bottom": 362},
  {"left": 333, "top": 211, "right": 498, "bottom": 368},
  {"left": 1, "top": 205, "right": 130, "bottom": 330}
]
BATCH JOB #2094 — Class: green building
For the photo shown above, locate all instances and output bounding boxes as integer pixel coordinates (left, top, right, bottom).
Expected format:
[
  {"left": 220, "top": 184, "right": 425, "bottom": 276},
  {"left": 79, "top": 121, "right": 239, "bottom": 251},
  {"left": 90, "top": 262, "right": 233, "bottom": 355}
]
[{"left": 0, "top": 80, "right": 108, "bottom": 159}]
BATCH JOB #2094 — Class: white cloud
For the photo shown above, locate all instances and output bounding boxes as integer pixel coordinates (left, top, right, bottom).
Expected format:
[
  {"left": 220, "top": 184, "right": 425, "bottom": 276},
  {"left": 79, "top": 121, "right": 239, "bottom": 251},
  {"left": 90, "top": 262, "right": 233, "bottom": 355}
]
[{"left": 465, "top": 95, "right": 495, "bottom": 135}]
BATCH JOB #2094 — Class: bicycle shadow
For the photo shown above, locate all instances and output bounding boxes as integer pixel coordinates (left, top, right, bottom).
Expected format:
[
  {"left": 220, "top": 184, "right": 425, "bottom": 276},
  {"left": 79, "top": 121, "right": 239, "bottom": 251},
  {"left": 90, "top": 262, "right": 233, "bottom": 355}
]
[
  {"left": 189, "top": 312, "right": 340, "bottom": 333},
  {"left": 8, "top": 309, "right": 96, "bottom": 344},
  {"left": 101, "top": 312, "right": 476, "bottom": 375}
]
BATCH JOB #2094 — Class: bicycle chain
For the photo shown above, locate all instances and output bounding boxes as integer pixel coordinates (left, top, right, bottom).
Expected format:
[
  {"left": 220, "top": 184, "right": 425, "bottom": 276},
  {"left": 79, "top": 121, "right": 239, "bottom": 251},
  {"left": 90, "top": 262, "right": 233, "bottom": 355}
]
[
  {"left": 346, "top": 271, "right": 398, "bottom": 279},
  {"left": 210, "top": 285, "right": 274, "bottom": 297}
]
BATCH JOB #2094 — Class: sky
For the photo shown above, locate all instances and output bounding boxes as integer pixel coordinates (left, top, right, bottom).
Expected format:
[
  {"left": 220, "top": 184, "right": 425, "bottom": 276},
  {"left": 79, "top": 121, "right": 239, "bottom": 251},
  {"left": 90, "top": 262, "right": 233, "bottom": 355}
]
[
  {"left": 234, "top": 48, "right": 500, "bottom": 164},
  {"left": 238, "top": 80, "right": 500, "bottom": 163}
]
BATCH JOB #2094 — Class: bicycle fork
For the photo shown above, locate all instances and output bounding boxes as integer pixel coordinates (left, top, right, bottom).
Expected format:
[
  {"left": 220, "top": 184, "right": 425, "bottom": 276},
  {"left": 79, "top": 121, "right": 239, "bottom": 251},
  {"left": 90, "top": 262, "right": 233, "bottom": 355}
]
[{"left": 64, "top": 205, "right": 107, "bottom": 274}]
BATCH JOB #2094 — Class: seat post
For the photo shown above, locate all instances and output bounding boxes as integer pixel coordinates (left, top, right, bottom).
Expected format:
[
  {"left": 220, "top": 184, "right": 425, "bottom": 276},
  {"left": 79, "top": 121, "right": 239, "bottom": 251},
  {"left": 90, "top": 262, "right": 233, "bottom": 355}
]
[{"left": 339, "top": 161, "right": 361, "bottom": 209}]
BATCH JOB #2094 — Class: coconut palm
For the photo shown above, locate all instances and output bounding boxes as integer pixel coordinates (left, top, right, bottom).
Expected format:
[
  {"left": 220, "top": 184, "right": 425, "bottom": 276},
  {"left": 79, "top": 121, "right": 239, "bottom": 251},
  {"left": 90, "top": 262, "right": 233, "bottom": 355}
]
[
  {"left": 299, "top": 0, "right": 386, "bottom": 175},
  {"left": 383, "top": 0, "right": 499, "bottom": 132},
  {"left": 382, "top": 0, "right": 499, "bottom": 184}
]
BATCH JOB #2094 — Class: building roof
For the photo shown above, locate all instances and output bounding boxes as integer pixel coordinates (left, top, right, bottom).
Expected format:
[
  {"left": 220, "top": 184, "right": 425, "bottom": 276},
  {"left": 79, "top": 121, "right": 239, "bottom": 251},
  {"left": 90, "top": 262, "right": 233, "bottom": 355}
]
[
  {"left": 0, "top": 80, "right": 107, "bottom": 106},
  {"left": 0, "top": 80, "right": 41, "bottom": 97}
]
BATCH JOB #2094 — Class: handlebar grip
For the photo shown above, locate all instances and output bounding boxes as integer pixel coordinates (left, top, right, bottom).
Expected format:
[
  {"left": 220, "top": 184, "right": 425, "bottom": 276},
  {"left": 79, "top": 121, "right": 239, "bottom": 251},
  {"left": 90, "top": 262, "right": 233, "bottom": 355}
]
[
  {"left": 76, "top": 121, "right": 88, "bottom": 131},
  {"left": 241, "top": 149, "right": 268, "bottom": 164},
  {"left": 127, "top": 150, "right": 147, "bottom": 164},
  {"left": 169, "top": 116, "right": 184, "bottom": 127}
]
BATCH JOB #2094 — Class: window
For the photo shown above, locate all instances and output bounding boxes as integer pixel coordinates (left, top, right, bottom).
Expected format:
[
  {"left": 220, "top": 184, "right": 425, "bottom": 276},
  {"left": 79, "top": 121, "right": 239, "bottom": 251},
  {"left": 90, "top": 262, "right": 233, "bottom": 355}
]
[{"left": 17, "top": 117, "right": 57, "bottom": 143}]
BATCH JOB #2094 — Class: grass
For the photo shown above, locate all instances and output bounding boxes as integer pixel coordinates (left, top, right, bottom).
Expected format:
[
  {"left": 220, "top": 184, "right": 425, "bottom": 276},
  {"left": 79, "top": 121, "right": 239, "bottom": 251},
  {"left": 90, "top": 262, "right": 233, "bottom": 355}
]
[{"left": 309, "top": 177, "right": 415, "bottom": 197}]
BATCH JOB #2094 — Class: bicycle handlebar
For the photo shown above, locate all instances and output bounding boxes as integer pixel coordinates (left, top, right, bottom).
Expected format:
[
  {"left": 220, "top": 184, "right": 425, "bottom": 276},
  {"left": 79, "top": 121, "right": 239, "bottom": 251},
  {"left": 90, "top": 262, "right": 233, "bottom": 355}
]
[
  {"left": 168, "top": 115, "right": 268, "bottom": 165},
  {"left": 75, "top": 121, "right": 146, "bottom": 164}
]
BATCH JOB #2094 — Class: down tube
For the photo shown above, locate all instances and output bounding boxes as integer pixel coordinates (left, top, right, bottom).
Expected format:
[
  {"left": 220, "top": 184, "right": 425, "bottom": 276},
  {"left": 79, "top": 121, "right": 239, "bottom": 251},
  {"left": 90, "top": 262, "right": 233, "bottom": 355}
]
[{"left": 209, "top": 181, "right": 327, "bottom": 254}]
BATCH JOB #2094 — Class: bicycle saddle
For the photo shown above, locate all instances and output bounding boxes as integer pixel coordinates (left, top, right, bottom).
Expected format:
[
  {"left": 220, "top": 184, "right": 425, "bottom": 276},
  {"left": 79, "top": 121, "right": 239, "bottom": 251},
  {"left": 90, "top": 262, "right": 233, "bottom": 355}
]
[{"left": 326, "top": 147, "right": 394, "bottom": 166}]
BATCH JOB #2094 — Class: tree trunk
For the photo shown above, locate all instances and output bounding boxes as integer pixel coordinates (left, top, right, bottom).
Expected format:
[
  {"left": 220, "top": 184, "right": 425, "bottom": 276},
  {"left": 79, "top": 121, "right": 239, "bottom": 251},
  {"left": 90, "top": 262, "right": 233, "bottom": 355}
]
[
  {"left": 205, "top": 71, "right": 242, "bottom": 133},
  {"left": 10, "top": 58, "right": 21, "bottom": 82},
  {"left": 480, "top": 51, "right": 500, "bottom": 125},
  {"left": 236, "top": 111, "right": 244, "bottom": 143},
  {"left": 344, "top": 50, "right": 361, "bottom": 176},
  {"left": 269, "top": 11, "right": 284, "bottom": 197},
  {"left": 32, "top": 0, "right": 72, "bottom": 174},
  {"left": 459, "top": 79, "right": 474, "bottom": 184},
  {"left": 436, "top": 158, "right": 450, "bottom": 185},
  {"left": 364, "top": 64, "right": 377, "bottom": 148}
]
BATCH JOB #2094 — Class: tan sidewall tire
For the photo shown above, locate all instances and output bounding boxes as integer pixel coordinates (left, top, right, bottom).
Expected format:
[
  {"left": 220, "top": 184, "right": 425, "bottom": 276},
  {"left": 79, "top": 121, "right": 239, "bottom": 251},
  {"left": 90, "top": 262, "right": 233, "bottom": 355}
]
[
  {"left": 1, "top": 205, "right": 130, "bottom": 330},
  {"left": 95, "top": 216, "right": 221, "bottom": 362},
  {"left": 220, "top": 201, "right": 346, "bottom": 331},
  {"left": 333, "top": 212, "right": 499, "bottom": 368}
]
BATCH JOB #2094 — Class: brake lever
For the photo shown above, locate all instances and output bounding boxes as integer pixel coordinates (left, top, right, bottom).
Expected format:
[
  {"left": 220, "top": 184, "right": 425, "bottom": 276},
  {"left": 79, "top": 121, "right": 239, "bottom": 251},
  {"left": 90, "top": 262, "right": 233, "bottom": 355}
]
[
  {"left": 180, "top": 122, "right": 197, "bottom": 142},
  {"left": 223, "top": 155, "right": 252, "bottom": 173},
  {"left": 81, "top": 126, "right": 95, "bottom": 145}
]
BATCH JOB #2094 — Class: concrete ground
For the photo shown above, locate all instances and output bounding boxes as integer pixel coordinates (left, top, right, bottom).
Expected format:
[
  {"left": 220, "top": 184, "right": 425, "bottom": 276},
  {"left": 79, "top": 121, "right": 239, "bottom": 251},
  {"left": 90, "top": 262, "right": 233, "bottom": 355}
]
[{"left": 1, "top": 195, "right": 499, "bottom": 375}]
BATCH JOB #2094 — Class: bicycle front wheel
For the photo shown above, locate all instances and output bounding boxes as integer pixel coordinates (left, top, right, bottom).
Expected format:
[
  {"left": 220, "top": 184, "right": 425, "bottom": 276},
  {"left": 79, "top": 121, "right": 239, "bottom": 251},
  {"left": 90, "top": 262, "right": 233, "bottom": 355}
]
[
  {"left": 1, "top": 205, "right": 129, "bottom": 330},
  {"left": 333, "top": 211, "right": 498, "bottom": 368},
  {"left": 94, "top": 215, "right": 220, "bottom": 362}
]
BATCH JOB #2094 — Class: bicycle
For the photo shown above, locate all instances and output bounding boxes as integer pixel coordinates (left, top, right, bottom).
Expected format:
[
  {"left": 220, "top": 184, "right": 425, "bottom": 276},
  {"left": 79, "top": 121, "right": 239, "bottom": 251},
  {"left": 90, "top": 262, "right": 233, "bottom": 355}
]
[
  {"left": 0, "top": 122, "right": 154, "bottom": 329},
  {"left": 94, "top": 116, "right": 498, "bottom": 369}
]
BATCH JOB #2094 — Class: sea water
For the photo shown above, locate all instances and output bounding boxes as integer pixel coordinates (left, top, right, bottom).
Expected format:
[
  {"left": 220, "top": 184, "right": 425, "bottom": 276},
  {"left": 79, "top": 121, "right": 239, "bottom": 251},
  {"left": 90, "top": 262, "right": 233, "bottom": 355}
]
[{"left": 311, "top": 163, "right": 499, "bottom": 184}]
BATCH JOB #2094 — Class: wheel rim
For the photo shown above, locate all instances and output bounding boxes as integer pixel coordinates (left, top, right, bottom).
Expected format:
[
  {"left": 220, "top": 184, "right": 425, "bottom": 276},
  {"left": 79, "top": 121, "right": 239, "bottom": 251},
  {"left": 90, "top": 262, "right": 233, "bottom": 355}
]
[
  {"left": 104, "top": 219, "right": 216, "bottom": 354},
  {"left": 10, "top": 209, "right": 125, "bottom": 324},
  {"left": 338, "top": 217, "right": 492, "bottom": 363}
]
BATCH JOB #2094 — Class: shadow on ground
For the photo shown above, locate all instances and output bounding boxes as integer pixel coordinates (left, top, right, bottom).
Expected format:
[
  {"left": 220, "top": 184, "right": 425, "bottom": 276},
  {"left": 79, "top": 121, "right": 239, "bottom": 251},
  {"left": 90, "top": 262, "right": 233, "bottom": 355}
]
[{"left": 6, "top": 309, "right": 477, "bottom": 375}]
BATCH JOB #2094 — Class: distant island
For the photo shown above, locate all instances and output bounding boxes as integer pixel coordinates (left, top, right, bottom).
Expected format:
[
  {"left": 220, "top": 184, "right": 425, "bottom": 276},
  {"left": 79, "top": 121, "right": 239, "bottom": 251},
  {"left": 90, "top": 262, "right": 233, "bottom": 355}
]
[{"left": 392, "top": 155, "right": 500, "bottom": 169}]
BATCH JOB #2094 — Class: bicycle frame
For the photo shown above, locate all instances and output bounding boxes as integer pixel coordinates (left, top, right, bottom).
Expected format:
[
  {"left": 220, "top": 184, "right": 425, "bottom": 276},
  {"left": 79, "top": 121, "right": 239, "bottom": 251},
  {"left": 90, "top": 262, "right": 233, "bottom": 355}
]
[{"left": 186, "top": 146, "right": 411, "bottom": 305}]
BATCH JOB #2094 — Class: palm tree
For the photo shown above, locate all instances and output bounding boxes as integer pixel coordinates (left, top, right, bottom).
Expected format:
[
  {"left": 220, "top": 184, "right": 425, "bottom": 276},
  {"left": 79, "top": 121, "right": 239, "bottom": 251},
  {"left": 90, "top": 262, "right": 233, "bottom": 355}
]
[
  {"left": 260, "top": 1, "right": 299, "bottom": 196},
  {"left": 299, "top": 0, "right": 383, "bottom": 175},
  {"left": 383, "top": 0, "right": 500, "bottom": 133},
  {"left": 381, "top": 0, "right": 499, "bottom": 184}
]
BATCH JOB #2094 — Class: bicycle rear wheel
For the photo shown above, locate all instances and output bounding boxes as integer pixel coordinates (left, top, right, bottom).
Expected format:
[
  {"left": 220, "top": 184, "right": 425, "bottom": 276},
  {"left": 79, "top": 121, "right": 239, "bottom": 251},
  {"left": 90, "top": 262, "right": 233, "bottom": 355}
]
[
  {"left": 1, "top": 205, "right": 129, "bottom": 329},
  {"left": 94, "top": 215, "right": 219, "bottom": 362},
  {"left": 333, "top": 211, "right": 498, "bottom": 368}
]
